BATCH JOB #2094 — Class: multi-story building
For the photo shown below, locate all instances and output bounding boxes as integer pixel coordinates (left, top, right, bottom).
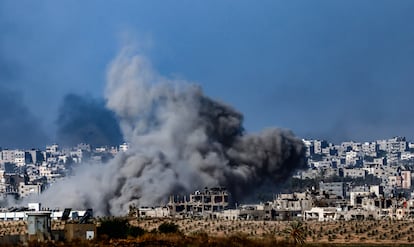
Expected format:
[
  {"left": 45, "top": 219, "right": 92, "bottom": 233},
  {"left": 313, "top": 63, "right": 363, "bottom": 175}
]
[
  {"left": 386, "top": 137, "right": 407, "bottom": 153},
  {"left": 314, "top": 140, "right": 328, "bottom": 154},
  {"left": 271, "top": 192, "right": 313, "bottom": 220},
  {"left": 401, "top": 171, "right": 411, "bottom": 189},
  {"left": 319, "top": 182, "right": 346, "bottom": 199},
  {"left": 167, "top": 187, "right": 229, "bottom": 217},
  {"left": 1, "top": 150, "right": 16, "bottom": 164},
  {"left": 302, "top": 139, "right": 314, "bottom": 156},
  {"left": 18, "top": 182, "right": 43, "bottom": 198},
  {"left": 27, "top": 149, "right": 43, "bottom": 165},
  {"left": 362, "top": 142, "right": 378, "bottom": 156},
  {"left": 342, "top": 168, "right": 367, "bottom": 179},
  {"left": 46, "top": 144, "right": 59, "bottom": 154},
  {"left": 14, "top": 151, "right": 28, "bottom": 167}
]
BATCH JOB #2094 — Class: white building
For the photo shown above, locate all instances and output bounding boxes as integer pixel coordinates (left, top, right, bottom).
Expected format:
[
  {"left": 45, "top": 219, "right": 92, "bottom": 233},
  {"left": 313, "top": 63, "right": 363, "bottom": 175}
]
[
  {"left": 14, "top": 151, "right": 27, "bottom": 167},
  {"left": 119, "top": 143, "right": 129, "bottom": 152},
  {"left": 18, "top": 182, "right": 42, "bottom": 198},
  {"left": 1, "top": 150, "right": 16, "bottom": 164},
  {"left": 46, "top": 144, "right": 59, "bottom": 154},
  {"left": 304, "top": 207, "right": 338, "bottom": 221},
  {"left": 343, "top": 168, "right": 366, "bottom": 179},
  {"left": 362, "top": 142, "right": 378, "bottom": 155},
  {"left": 401, "top": 171, "right": 411, "bottom": 189},
  {"left": 137, "top": 207, "right": 170, "bottom": 218},
  {"left": 215, "top": 209, "right": 240, "bottom": 220}
]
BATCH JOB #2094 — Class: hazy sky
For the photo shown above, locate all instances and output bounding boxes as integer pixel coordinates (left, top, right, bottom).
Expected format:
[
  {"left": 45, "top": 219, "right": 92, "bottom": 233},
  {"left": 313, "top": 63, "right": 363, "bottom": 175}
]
[{"left": 1, "top": 0, "right": 414, "bottom": 147}]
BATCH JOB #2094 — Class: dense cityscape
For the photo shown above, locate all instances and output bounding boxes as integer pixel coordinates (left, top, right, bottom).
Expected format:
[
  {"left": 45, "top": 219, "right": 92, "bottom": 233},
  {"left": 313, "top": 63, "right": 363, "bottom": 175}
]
[
  {"left": 2, "top": 136, "right": 414, "bottom": 223},
  {"left": 0, "top": 136, "right": 414, "bottom": 245}
]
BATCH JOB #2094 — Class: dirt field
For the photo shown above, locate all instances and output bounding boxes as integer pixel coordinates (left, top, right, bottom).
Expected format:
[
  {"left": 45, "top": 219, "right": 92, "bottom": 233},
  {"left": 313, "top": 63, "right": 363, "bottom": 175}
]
[
  {"left": 2, "top": 218, "right": 414, "bottom": 245},
  {"left": 133, "top": 218, "right": 414, "bottom": 245},
  {"left": 0, "top": 220, "right": 65, "bottom": 237}
]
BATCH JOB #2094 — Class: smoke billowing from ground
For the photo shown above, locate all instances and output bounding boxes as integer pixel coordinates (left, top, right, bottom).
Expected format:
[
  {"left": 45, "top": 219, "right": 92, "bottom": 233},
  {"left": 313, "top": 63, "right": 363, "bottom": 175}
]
[
  {"left": 56, "top": 93, "right": 123, "bottom": 147},
  {"left": 35, "top": 47, "right": 306, "bottom": 215}
]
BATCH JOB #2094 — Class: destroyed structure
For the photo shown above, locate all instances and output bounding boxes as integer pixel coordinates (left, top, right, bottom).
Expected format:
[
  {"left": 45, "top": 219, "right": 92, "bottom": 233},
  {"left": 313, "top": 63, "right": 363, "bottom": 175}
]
[
  {"left": 136, "top": 184, "right": 414, "bottom": 222},
  {"left": 167, "top": 187, "right": 229, "bottom": 217},
  {"left": 138, "top": 188, "right": 315, "bottom": 221},
  {"left": 137, "top": 187, "right": 229, "bottom": 218}
]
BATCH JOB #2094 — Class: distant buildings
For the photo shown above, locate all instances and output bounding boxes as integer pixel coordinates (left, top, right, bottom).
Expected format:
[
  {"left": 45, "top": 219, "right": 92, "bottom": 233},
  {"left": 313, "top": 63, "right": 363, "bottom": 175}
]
[
  {"left": 0, "top": 143, "right": 126, "bottom": 200},
  {"left": 134, "top": 136, "right": 414, "bottom": 221},
  {"left": 319, "top": 182, "right": 345, "bottom": 199},
  {"left": 2, "top": 135, "right": 414, "bottom": 222}
]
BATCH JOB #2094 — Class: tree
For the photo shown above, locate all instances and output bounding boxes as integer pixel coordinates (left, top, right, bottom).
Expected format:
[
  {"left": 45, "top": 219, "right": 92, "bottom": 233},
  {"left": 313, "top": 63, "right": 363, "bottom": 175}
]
[
  {"left": 98, "top": 217, "right": 146, "bottom": 239},
  {"left": 127, "top": 225, "right": 145, "bottom": 237},
  {"left": 99, "top": 218, "right": 129, "bottom": 239},
  {"left": 158, "top": 222, "right": 180, "bottom": 234},
  {"left": 284, "top": 221, "right": 306, "bottom": 246}
]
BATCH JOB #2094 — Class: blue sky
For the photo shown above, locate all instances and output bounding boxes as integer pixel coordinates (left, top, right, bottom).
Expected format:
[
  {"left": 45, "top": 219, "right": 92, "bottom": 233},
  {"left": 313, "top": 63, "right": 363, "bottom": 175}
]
[{"left": 1, "top": 0, "right": 414, "bottom": 147}]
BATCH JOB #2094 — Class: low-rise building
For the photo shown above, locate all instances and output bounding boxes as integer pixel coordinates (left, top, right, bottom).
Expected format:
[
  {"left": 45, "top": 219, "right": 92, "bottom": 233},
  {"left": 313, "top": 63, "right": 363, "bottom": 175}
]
[
  {"left": 137, "top": 207, "right": 170, "bottom": 218},
  {"left": 167, "top": 187, "right": 229, "bottom": 217},
  {"left": 320, "top": 182, "right": 345, "bottom": 199},
  {"left": 304, "top": 207, "right": 338, "bottom": 221}
]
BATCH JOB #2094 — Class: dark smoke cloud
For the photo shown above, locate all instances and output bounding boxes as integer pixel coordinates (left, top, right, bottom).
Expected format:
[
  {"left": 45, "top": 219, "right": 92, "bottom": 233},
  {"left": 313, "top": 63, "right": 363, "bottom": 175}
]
[
  {"left": 0, "top": 86, "right": 49, "bottom": 148},
  {"left": 226, "top": 129, "right": 307, "bottom": 199},
  {"left": 34, "top": 47, "right": 305, "bottom": 215},
  {"left": 0, "top": 16, "right": 48, "bottom": 148},
  {"left": 56, "top": 93, "right": 123, "bottom": 147}
]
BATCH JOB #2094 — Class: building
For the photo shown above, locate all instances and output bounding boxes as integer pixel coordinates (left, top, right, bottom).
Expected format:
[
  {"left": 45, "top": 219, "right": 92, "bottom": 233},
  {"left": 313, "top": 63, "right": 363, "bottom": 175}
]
[
  {"left": 272, "top": 192, "right": 313, "bottom": 220},
  {"left": 18, "top": 182, "right": 43, "bottom": 198},
  {"left": 314, "top": 140, "right": 328, "bottom": 154},
  {"left": 46, "top": 144, "right": 59, "bottom": 154},
  {"left": 64, "top": 223, "right": 96, "bottom": 241},
  {"left": 387, "top": 137, "right": 407, "bottom": 153},
  {"left": 168, "top": 187, "right": 229, "bottom": 217},
  {"left": 401, "top": 171, "right": 411, "bottom": 189},
  {"left": 349, "top": 191, "right": 371, "bottom": 207},
  {"left": 137, "top": 207, "right": 170, "bottom": 218},
  {"left": 27, "top": 149, "right": 43, "bottom": 165},
  {"left": 342, "top": 168, "right": 367, "bottom": 179},
  {"left": 319, "top": 182, "right": 345, "bottom": 199},
  {"left": 27, "top": 212, "right": 52, "bottom": 241},
  {"left": 304, "top": 207, "right": 338, "bottom": 221},
  {"left": 1, "top": 150, "right": 16, "bottom": 164}
]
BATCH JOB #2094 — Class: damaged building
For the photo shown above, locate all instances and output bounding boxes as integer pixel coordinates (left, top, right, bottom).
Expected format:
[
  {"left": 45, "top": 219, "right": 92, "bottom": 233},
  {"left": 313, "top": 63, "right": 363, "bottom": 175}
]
[
  {"left": 271, "top": 192, "right": 314, "bottom": 220},
  {"left": 167, "top": 187, "right": 229, "bottom": 217}
]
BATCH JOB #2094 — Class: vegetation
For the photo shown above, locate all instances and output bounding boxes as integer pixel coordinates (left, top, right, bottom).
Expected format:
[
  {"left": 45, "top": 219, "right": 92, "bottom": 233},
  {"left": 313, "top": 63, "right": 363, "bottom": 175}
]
[
  {"left": 158, "top": 222, "right": 180, "bottom": 234},
  {"left": 98, "top": 217, "right": 145, "bottom": 239},
  {"left": 284, "top": 221, "right": 306, "bottom": 245},
  {"left": 5, "top": 217, "right": 414, "bottom": 246}
]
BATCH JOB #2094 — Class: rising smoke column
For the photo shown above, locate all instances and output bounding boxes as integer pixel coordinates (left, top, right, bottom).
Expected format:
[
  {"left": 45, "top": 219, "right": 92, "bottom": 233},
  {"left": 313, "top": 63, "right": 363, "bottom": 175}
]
[{"left": 35, "top": 47, "right": 306, "bottom": 215}]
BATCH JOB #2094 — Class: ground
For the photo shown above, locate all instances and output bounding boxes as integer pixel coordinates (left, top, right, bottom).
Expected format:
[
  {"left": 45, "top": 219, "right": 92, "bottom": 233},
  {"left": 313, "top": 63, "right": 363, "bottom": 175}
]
[
  {"left": 133, "top": 218, "right": 414, "bottom": 245},
  {"left": 2, "top": 218, "right": 414, "bottom": 245}
]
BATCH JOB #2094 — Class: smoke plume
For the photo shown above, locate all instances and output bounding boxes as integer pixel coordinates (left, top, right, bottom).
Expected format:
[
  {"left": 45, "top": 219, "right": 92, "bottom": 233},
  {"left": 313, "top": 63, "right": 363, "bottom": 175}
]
[
  {"left": 0, "top": 86, "right": 49, "bottom": 148},
  {"left": 35, "top": 47, "right": 306, "bottom": 215},
  {"left": 56, "top": 93, "right": 123, "bottom": 147}
]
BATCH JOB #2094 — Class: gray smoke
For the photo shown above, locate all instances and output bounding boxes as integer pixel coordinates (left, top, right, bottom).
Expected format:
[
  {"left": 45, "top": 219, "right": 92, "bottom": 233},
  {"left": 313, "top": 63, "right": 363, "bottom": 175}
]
[
  {"left": 35, "top": 47, "right": 305, "bottom": 215},
  {"left": 0, "top": 86, "right": 49, "bottom": 148},
  {"left": 56, "top": 93, "right": 123, "bottom": 147}
]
